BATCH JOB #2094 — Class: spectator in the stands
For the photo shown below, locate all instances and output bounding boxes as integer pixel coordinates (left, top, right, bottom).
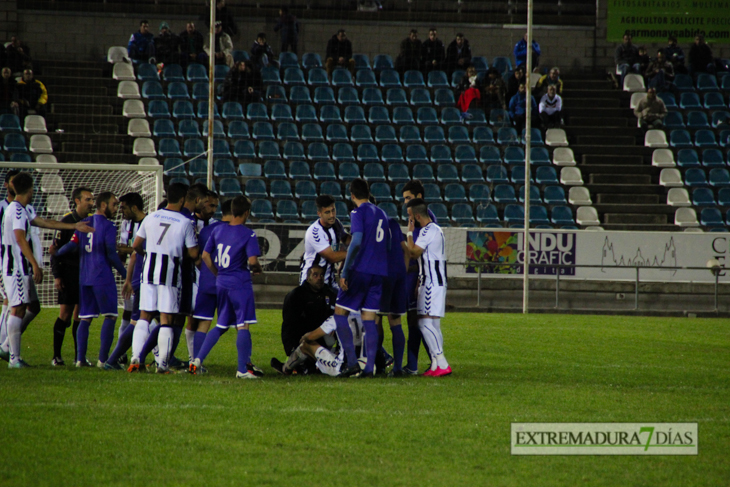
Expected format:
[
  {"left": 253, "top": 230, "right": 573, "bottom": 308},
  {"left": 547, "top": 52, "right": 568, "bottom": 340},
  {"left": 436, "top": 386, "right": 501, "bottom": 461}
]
[
  {"left": 508, "top": 83, "right": 538, "bottom": 131},
  {"left": 636, "top": 46, "right": 651, "bottom": 74},
  {"left": 154, "top": 22, "right": 181, "bottom": 66},
  {"left": 421, "top": 28, "right": 445, "bottom": 74},
  {"left": 17, "top": 68, "right": 47, "bottom": 118},
  {"left": 689, "top": 35, "right": 716, "bottom": 76},
  {"left": 250, "top": 33, "right": 276, "bottom": 69},
  {"left": 538, "top": 84, "right": 562, "bottom": 129},
  {"left": 514, "top": 33, "right": 541, "bottom": 72},
  {"left": 445, "top": 33, "right": 471, "bottom": 76},
  {"left": 633, "top": 87, "right": 666, "bottom": 129},
  {"left": 274, "top": 7, "right": 300, "bottom": 55},
  {"left": 179, "top": 22, "right": 207, "bottom": 67},
  {"left": 614, "top": 34, "right": 640, "bottom": 87},
  {"left": 220, "top": 60, "right": 262, "bottom": 106},
  {"left": 127, "top": 20, "right": 156, "bottom": 64},
  {"left": 0, "top": 67, "right": 19, "bottom": 116},
  {"left": 205, "top": 21, "right": 234, "bottom": 68},
  {"left": 202, "top": 0, "right": 238, "bottom": 37},
  {"left": 645, "top": 50, "right": 674, "bottom": 91},
  {"left": 663, "top": 36, "right": 687, "bottom": 75},
  {"left": 455, "top": 66, "right": 482, "bottom": 118},
  {"left": 6, "top": 36, "right": 32, "bottom": 74},
  {"left": 325, "top": 29, "right": 355, "bottom": 77},
  {"left": 506, "top": 65, "right": 525, "bottom": 102},
  {"left": 483, "top": 67, "right": 507, "bottom": 111},
  {"left": 534, "top": 66, "right": 563, "bottom": 97},
  {"left": 395, "top": 29, "right": 421, "bottom": 74}
]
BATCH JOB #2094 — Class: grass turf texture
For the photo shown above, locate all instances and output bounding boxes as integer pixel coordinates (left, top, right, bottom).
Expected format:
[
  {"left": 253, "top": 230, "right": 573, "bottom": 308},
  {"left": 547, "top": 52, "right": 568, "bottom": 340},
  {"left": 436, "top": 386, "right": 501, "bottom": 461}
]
[{"left": 0, "top": 309, "right": 728, "bottom": 487}]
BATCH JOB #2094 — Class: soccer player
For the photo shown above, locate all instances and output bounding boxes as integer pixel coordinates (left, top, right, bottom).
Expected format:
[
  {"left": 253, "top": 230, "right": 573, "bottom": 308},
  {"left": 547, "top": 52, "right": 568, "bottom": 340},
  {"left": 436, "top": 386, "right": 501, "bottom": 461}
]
[
  {"left": 129, "top": 182, "right": 198, "bottom": 373},
  {"left": 401, "top": 180, "right": 436, "bottom": 374},
  {"left": 333, "top": 178, "right": 390, "bottom": 378},
  {"left": 193, "top": 195, "right": 263, "bottom": 379},
  {"left": 49, "top": 186, "right": 94, "bottom": 366},
  {"left": 0, "top": 172, "right": 94, "bottom": 368},
  {"left": 300, "top": 195, "right": 348, "bottom": 289},
  {"left": 405, "top": 198, "right": 451, "bottom": 377},
  {"left": 54, "top": 192, "right": 128, "bottom": 367},
  {"left": 0, "top": 170, "right": 20, "bottom": 354}
]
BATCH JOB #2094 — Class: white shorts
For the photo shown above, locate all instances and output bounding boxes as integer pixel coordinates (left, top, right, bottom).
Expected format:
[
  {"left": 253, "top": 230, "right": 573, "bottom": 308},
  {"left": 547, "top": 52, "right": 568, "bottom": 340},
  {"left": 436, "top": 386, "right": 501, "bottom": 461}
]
[
  {"left": 2, "top": 274, "right": 38, "bottom": 308},
  {"left": 314, "top": 347, "right": 343, "bottom": 377},
  {"left": 417, "top": 283, "right": 446, "bottom": 318},
  {"left": 140, "top": 282, "right": 181, "bottom": 315},
  {"left": 123, "top": 297, "right": 134, "bottom": 312}
]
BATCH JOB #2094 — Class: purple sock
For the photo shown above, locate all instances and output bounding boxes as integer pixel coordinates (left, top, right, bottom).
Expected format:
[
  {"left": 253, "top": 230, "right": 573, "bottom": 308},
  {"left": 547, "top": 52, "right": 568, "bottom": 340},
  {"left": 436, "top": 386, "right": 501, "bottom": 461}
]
[
  {"left": 139, "top": 326, "right": 160, "bottom": 363},
  {"left": 406, "top": 321, "right": 422, "bottom": 370},
  {"left": 391, "top": 325, "right": 406, "bottom": 372},
  {"left": 107, "top": 323, "right": 135, "bottom": 364},
  {"left": 76, "top": 320, "right": 91, "bottom": 363},
  {"left": 98, "top": 318, "right": 116, "bottom": 363},
  {"left": 236, "top": 328, "right": 252, "bottom": 374},
  {"left": 362, "top": 320, "right": 378, "bottom": 374},
  {"left": 197, "top": 326, "right": 226, "bottom": 364},
  {"left": 170, "top": 326, "right": 182, "bottom": 357},
  {"left": 334, "top": 314, "right": 357, "bottom": 368},
  {"left": 193, "top": 331, "right": 207, "bottom": 359}
]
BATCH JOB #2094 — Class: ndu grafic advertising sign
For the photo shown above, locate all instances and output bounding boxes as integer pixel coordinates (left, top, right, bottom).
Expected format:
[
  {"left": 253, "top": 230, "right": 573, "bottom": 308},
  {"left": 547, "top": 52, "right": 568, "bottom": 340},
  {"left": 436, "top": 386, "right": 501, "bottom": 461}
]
[{"left": 607, "top": 0, "right": 730, "bottom": 43}]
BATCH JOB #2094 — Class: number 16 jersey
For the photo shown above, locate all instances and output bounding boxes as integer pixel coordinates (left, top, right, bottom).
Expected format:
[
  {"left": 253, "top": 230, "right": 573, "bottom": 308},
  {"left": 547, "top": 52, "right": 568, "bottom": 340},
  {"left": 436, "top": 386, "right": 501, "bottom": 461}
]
[
  {"left": 203, "top": 223, "right": 261, "bottom": 289},
  {"left": 136, "top": 208, "right": 197, "bottom": 286}
]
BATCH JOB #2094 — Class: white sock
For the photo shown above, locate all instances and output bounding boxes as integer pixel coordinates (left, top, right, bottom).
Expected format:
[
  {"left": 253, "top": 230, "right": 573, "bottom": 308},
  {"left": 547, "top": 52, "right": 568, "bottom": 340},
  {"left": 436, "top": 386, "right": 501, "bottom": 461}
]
[
  {"left": 131, "top": 319, "right": 150, "bottom": 360},
  {"left": 185, "top": 328, "right": 195, "bottom": 360},
  {"left": 7, "top": 314, "right": 22, "bottom": 364},
  {"left": 20, "top": 309, "right": 38, "bottom": 333},
  {"left": 119, "top": 319, "right": 131, "bottom": 337},
  {"left": 431, "top": 318, "right": 448, "bottom": 369},
  {"left": 419, "top": 318, "right": 443, "bottom": 370},
  {"left": 158, "top": 327, "right": 174, "bottom": 369},
  {"left": 0, "top": 304, "right": 8, "bottom": 344}
]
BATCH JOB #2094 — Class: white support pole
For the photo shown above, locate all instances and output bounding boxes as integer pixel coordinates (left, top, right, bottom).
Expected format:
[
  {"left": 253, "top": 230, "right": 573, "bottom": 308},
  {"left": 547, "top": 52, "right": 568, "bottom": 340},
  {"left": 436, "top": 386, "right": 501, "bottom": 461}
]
[
  {"left": 523, "top": 0, "right": 534, "bottom": 314},
  {"left": 206, "top": 0, "right": 216, "bottom": 190}
]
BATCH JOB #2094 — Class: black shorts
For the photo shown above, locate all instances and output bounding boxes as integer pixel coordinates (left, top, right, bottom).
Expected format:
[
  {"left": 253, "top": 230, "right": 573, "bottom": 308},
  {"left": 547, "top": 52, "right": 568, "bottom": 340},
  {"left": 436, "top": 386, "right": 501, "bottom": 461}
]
[
  {"left": 178, "top": 268, "right": 194, "bottom": 315},
  {"left": 57, "top": 275, "right": 80, "bottom": 306}
]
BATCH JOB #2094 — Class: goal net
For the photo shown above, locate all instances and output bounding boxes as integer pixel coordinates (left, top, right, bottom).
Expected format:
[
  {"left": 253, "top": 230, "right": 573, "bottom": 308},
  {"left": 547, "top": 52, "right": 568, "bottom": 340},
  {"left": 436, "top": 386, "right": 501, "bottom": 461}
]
[{"left": 0, "top": 162, "right": 163, "bottom": 308}]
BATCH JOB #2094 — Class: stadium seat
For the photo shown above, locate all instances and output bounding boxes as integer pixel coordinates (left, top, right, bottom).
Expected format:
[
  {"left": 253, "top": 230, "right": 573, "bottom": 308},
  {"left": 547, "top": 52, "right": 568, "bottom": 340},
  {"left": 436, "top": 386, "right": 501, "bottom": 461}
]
[
  {"left": 545, "top": 128, "right": 569, "bottom": 147},
  {"left": 374, "top": 125, "right": 397, "bottom": 143},
  {"left": 355, "top": 69, "right": 377, "bottom": 88},
  {"left": 399, "top": 125, "right": 421, "bottom": 143},
  {"left": 644, "top": 129, "right": 669, "bottom": 147},
  {"left": 191, "top": 82, "right": 209, "bottom": 101},
  {"left": 348, "top": 124, "right": 371, "bottom": 143},
  {"left": 551, "top": 206, "right": 575, "bottom": 226},
  {"left": 252, "top": 121, "right": 274, "bottom": 141},
  {"left": 623, "top": 74, "right": 645, "bottom": 92},
  {"left": 712, "top": 111, "right": 730, "bottom": 128},
  {"left": 314, "top": 87, "right": 336, "bottom": 104},
  {"left": 344, "top": 106, "right": 366, "bottom": 124},
  {"left": 302, "top": 52, "right": 322, "bottom": 69},
  {"left": 124, "top": 99, "right": 147, "bottom": 118},
  {"left": 544, "top": 185, "right": 567, "bottom": 205},
  {"left": 434, "top": 89, "right": 456, "bottom": 107},
  {"left": 213, "top": 159, "right": 237, "bottom": 177},
  {"left": 275, "top": 122, "right": 298, "bottom": 141},
  {"left": 423, "top": 184, "right": 442, "bottom": 202},
  {"left": 530, "top": 147, "right": 551, "bottom": 166},
  {"left": 40, "top": 174, "right": 64, "bottom": 193},
  {"left": 687, "top": 111, "right": 710, "bottom": 129},
  {"left": 338, "top": 162, "right": 360, "bottom": 181},
  {"left": 656, "top": 91, "right": 677, "bottom": 109},
  {"left": 629, "top": 92, "right": 645, "bottom": 109},
  {"left": 197, "top": 102, "right": 220, "bottom": 119},
  {"left": 276, "top": 200, "right": 299, "bottom": 220},
  {"left": 454, "top": 145, "right": 477, "bottom": 164},
  {"left": 228, "top": 120, "right": 250, "bottom": 140},
  {"left": 332, "top": 68, "right": 354, "bottom": 87},
  {"left": 438, "top": 165, "right": 460, "bottom": 184},
  {"left": 245, "top": 102, "right": 268, "bottom": 121},
  {"left": 129, "top": 118, "right": 152, "bottom": 137},
  {"left": 132, "top": 138, "right": 156, "bottom": 157},
  {"left": 692, "top": 187, "right": 716, "bottom": 206},
  {"left": 492, "top": 56, "right": 512, "bottom": 74},
  {"left": 167, "top": 81, "right": 190, "bottom": 100},
  {"left": 469, "top": 184, "right": 490, "bottom": 203},
  {"left": 311, "top": 161, "right": 335, "bottom": 181},
  {"left": 183, "top": 138, "right": 206, "bottom": 157},
  {"left": 307, "top": 67, "right": 329, "bottom": 87},
  {"left": 266, "top": 85, "right": 288, "bottom": 104},
  {"left": 168, "top": 100, "right": 192, "bottom": 119},
  {"left": 319, "top": 105, "right": 342, "bottom": 123},
  {"left": 251, "top": 199, "right": 274, "bottom": 220},
  {"left": 704, "top": 92, "right": 726, "bottom": 109},
  {"left": 378, "top": 202, "right": 398, "bottom": 220},
  {"left": 46, "top": 195, "right": 70, "bottom": 215},
  {"left": 301, "top": 200, "right": 319, "bottom": 220},
  {"left": 381, "top": 144, "right": 404, "bottom": 163},
  {"left": 354, "top": 53, "right": 372, "bottom": 70},
  {"left": 472, "top": 127, "right": 495, "bottom": 145},
  {"left": 684, "top": 167, "right": 708, "bottom": 186},
  {"left": 133, "top": 62, "right": 157, "bottom": 81},
  {"left": 522, "top": 128, "right": 544, "bottom": 146},
  {"left": 535, "top": 166, "right": 558, "bottom": 185},
  {"left": 386, "top": 88, "right": 408, "bottom": 106},
  {"left": 695, "top": 130, "right": 718, "bottom": 147},
  {"left": 479, "top": 146, "right": 502, "bottom": 165},
  {"left": 261, "top": 159, "right": 285, "bottom": 180},
  {"left": 174, "top": 119, "right": 198, "bottom": 138},
  {"left": 452, "top": 203, "right": 475, "bottom": 224},
  {"left": 142, "top": 81, "right": 166, "bottom": 100},
  {"left": 233, "top": 140, "right": 255, "bottom": 159},
  {"left": 498, "top": 127, "right": 520, "bottom": 145},
  {"left": 147, "top": 99, "right": 171, "bottom": 118},
  {"left": 462, "top": 164, "right": 484, "bottom": 183},
  {"left": 295, "top": 180, "right": 317, "bottom": 200},
  {"left": 370, "top": 182, "right": 392, "bottom": 201},
  {"left": 388, "top": 163, "right": 410, "bottom": 183},
  {"left": 293, "top": 105, "right": 316, "bottom": 124},
  {"left": 651, "top": 149, "right": 675, "bottom": 168},
  {"left": 674, "top": 207, "right": 699, "bottom": 226},
  {"left": 428, "top": 203, "right": 448, "bottom": 222},
  {"left": 362, "top": 88, "right": 385, "bottom": 106},
  {"left": 321, "top": 181, "right": 343, "bottom": 200},
  {"left": 560, "top": 167, "right": 583, "bottom": 185},
  {"left": 290, "top": 86, "right": 313, "bottom": 104},
  {"left": 666, "top": 187, "right": 691, "bottom": 206},
  {"left": 430, "top": 145, "right": 452, "bottom": 164},
  {"left": 447, "top": 125, "right": 469, "bottom": 144},
  {"left": 476, "top": 204, "right": 500, "bottom": 225},
  {"left": 709, "top": 168, "right": 730, "bottom": 187},
  {"left": 486, "top": 165, "right": 509, "bottom": 184},
  {"left": 511, "top": 166, "right": 532, "bottom": 184},
  {"left": 219, "top": 178, "right": 242, "bottom": 197},
  {"left": 504, "top": 204, "right": 525, "bottom": 224},
  {"left": 702, "top": 207, "right": 726, "bottom": 227},
  {"left": 471, "top": 56, "right": 489, "bottom": 73},
  {"left": 379, "top": 69, "right": 401, "bottom": 87},
  {"left": 112, "top": 62, "right": 135, "bottom": 81},
  {"left": 301, "top": 123, "right": 324, "bottom": 142},
  {"left": 668, "top": 129, "right": 692, "bottom": 148},
  {"left": 489, "top": 108, "right": 511, "bottom": 127},
  {"left": 504, "top": 146, "right": 525, "bottom": 165},
  {"left": 202, "top": 120, "right": 226, "bottom": 137},
  {"left": 418, "top": 126, "right": 443, "bottom": 145},
  {"left": 576, "top": 206, "right": 600, "bottom": 226},
  {"left": 663, "top": 111, "right": 685, "bottom": 129},
  {"left": 413, "top": 164, "right": 435, "bottom": 183},
  {"left": 530, "top": 205, "right": 550, "bottom": 225},
  {"left": 493, "top": 184, "right": 517, "bottom": 204},
  {"left": 278, "top": 51, "right": 299, "bottom": 69},
  {"left": 719, "top": 188, "right": 730, "bottom": 206},
  {"left": 117, "top": 80, "right": 141, "bottom": 99},
  {"left": 567, "top": 186, "right": 591, "bottom": 206},
  {"left": 332, "top": 143, "right": 354, "bottom": 162},
  {"left": 410, "top": 88, "right": 432, "bottom": 106},
  {"left": 415, "top": 107, "right": 439, "bottom": 126},
  {"left": 451, "top": 70, "right": 465, "bottom": 88},
  {"left": 186, "top": 63, "right": 208, "bottom": 82},
  {"left": 680, "top": 92, "right": 702, "bottom": 109},
  {"left": 338, "top": 87, "right": 360, "bottom": 105},
  {"left": 389, "top": 107, "right": 412, "bottom": 125},
  {"left": 404, "top": 70, "right": 425, "bottom": 88},
  {"left": 406, "top": 144, "right": 428, "bottom": 163},
  {"left": 162, "top": 64, "right": 184, "bottom": 81},
  {"left": 363, "top": 162, "right": 386, "bottom": 182},
  {"left": 697, "top": 73, "right": 719, "bottom": 92},
  {"left": 659, "top": 168, "right": 683, "bottom": 187},
  {"left": 702, "top": 149, "right": 725, "bottom": 167},
  {"left": 428, "top": 71, "right": 449, "bottom": 88},
  {"left": 465, "top": 109, "right": 487, "bottom": 126},
  {"left": 163, "top": 158, "right": 187, "bottom": 176},
  {"left": 677, "top": 149, "right": 700, "bottom": 167},
  {"left": 261, "top": 66, "right": 282, "bottom": 85},
  {"left": 673, "top": 74, "right": 694, "bottom": 92}
]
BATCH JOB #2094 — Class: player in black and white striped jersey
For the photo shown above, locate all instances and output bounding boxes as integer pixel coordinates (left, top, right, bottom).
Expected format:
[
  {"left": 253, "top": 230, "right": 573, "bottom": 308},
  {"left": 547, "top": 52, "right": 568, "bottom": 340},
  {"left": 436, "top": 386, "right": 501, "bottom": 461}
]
[
  {"left": 405, "top": 198, "right": 451, "bottom": 377},
  {"left": 299, "top": 195, "right": 349, "bottom": 290},
  {"left": 0, "top": 170, "right": 19, "bottom": 356}
]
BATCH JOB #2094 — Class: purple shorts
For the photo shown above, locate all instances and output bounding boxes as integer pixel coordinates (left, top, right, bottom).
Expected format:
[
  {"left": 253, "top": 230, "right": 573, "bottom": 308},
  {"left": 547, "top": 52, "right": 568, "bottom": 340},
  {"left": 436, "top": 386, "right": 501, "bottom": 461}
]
[
  {"left": 336, "top": 270, "right": 383, "bottom": 314},
  {"left": 193, "top": 291, "right": 217, "bottom": 321},
  {"left": 216, "top": 284, "right": 256, "bottom": 327},
  {"left": 379, "top": 273, "right": 407, "bottom": 316},
  {"left": 79, "top": 282, "right": 118, "bottom": 319}
]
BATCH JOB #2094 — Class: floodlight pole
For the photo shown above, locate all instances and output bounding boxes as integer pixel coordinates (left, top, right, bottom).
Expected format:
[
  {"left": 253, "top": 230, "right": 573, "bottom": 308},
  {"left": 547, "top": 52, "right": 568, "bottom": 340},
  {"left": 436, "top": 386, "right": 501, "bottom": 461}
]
[
  {"left": 522, "top": 0, "right": 534, "bottom": 314},
  {"left": 206, "top": 0, "right": 216, "bottom": 190}
]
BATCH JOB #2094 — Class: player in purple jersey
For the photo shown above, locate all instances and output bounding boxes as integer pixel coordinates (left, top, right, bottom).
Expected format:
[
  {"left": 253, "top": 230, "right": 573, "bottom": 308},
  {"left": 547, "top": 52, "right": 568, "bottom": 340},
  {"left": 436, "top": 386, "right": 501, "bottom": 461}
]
[
  {"left": 193, "top": 196, "right": 263, "bottom": 379},
  {"left": 55, "top": 192, "right": 127, "bottom": 367},
  {"left": 334, "top": 178, "right": 390, "bottom": 378}
]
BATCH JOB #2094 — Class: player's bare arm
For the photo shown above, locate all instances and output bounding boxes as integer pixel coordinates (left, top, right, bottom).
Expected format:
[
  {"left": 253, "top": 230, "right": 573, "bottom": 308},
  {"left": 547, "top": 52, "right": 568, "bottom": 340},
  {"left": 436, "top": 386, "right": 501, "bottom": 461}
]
[
  {"left": 31, "top": 216, "right": 95, "bottom": 234},
  {"left": 14, "top": 228, "right": 43, "bottom": 284},
  {"left": 131, "top": 236, "right": 146, "bottom": 256},
  {"left": 202, "top": 250, "right": 217, "bottom": 276},
  {"left": 406, "top": 217, "right": 425, "bottom": 257},
  {"left": 187, "top": 245, "right": 200, "bottom": 261},
  {"left": 300, "top": 327, "right": 326, "bottom": 344},
  {"left": 318, "top": 246, "right": 347, "bottom": 263},
  {"left": 248, "top": 256, "right": 263, "bottom": 275},
  {"left": 122, "top": 251, "right": 136, "bottom": 300}
]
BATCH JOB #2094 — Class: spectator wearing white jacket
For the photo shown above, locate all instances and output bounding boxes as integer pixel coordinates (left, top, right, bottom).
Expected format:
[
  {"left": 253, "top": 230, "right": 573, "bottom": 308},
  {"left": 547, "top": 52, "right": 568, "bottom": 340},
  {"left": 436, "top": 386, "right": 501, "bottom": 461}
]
[{"left": 538, "top": 85, "right": 562, "bottom": 128}]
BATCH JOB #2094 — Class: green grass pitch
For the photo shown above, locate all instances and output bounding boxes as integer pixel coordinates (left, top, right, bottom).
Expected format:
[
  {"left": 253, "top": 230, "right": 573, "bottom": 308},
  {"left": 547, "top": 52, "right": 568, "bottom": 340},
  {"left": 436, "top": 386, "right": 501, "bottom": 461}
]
[{"left": 0, "top": 309, "right": 728, "bottom": 487}]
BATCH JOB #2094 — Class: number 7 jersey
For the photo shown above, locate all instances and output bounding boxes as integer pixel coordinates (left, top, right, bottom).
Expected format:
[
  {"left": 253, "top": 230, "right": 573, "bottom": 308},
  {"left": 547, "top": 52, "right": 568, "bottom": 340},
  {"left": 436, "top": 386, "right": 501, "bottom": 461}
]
[{"left": 136, "top": 208, "right": 197, "bottom": 286}]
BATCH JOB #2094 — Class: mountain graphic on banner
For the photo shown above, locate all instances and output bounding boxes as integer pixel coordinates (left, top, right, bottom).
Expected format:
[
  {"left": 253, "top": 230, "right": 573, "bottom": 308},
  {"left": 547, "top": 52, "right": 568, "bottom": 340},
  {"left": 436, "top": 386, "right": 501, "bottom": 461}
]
[{"left": 601, "top": 236, "right": 678, "bottom": 275}]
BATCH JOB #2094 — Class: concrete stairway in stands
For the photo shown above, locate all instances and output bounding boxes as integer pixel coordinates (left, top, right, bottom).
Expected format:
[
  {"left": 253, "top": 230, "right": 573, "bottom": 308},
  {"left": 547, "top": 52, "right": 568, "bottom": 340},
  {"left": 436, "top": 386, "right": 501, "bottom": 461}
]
[{"left": 562, "top": 73, "right": 676, "bottom": 231}]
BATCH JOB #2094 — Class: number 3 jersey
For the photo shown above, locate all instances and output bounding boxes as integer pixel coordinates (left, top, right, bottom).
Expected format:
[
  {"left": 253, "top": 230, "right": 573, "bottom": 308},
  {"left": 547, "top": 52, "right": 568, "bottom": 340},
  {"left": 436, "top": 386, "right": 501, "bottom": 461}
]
[
  {"left": 70, "top": 214, "right": 121, "bottom": 286},
  {"left": 136, "top": 208, "right": 197, "bottom": 286},
  {"left": 203, "top": 223, "right": 260, "bottom": 289}
]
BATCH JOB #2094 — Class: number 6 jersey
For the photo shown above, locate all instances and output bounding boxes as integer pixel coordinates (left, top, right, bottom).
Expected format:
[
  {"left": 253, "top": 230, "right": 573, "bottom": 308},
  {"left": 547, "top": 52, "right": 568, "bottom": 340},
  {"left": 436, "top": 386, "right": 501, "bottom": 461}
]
[
  {"left": 136, "top": 208, "right": 198, "bottom": 286},
  {"left": 203, "top": 223, "right": 261, "bottom": 289}
]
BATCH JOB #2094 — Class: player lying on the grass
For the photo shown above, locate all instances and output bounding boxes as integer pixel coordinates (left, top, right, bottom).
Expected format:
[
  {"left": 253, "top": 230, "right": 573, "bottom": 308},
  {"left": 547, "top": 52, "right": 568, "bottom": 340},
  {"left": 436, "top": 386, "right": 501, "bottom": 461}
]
[
  {"left": 0, "top": 172, "right": 94, "bottom": 368},
  {"left": 405, "top": 198, "right": 451, "bottom": 377},
  {"left": 53, "top": 192, "right": 127, "bottom": 368},
  {"left": 191, "top": 195, "right": 264, "bottom": 379}
]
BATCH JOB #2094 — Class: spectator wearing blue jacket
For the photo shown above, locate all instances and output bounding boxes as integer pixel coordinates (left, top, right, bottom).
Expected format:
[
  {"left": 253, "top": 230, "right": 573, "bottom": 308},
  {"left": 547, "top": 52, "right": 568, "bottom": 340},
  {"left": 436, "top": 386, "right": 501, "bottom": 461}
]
[
  {"left": 514, "top": 33, "right": 541, "bottom": 72},
  {"left": 508, "top": 83, "right": 538, "bottom": 131},
  {"left": 127, "top": 20, "right": 155, "bottom": 64},
  {"left": 274, "top": 7, "right": 300, "bottom": 55}
]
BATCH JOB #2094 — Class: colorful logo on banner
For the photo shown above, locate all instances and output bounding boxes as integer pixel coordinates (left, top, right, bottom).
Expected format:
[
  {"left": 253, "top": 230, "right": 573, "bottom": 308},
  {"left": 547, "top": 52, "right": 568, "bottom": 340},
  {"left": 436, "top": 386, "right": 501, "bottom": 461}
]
[{"left": 466, "top": 231, "right": 576, "bottom": 275}]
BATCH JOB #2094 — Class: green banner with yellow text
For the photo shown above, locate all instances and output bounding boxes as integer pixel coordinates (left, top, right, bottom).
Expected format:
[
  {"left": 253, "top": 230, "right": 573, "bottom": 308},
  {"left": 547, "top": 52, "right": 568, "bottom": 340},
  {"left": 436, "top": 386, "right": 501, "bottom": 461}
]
[{"left": 607, "top": 0, "right": 730, "bottom": 43}]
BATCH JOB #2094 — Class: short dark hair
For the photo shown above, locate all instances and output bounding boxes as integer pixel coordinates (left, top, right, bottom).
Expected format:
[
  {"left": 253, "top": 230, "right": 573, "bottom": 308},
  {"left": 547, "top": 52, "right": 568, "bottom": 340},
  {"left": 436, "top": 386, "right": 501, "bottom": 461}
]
[
  {"left": 221, "top": 199, "right": 233, "bottom": 216},
  {"left": 668, "top": 35, "right": 677, "bottom": 43},
  {"left": 349, "top": 178, "right": 369, "bottom": 200},
  {"left": 11, "top": 172, "right": 33, "bottom": 195},
  {"left": 72, "top": 187, "right": 93, "bottom": 205},
  {"left": 4, "top": 169, "right": 19, "bottom": 184},
  {"left": 167, "top": 183, "right": 189, "bottom": 204},
  {"left": 315, "top": 194, "right": 335, "bottom": 209},
  {"left": 187, "top": 182, "right": 208, "bottom": 203},
  {"left": 410, "top": 29, "right": 418, "bottom": 35},
  {"left": 231, "top": 195, "right": 251, "bottom": 217},
  {"left": 406, "top": 197, "right": 428, "bottom": 219},
  {"left": 140, "top": 19, "right": 149, "bottom": 25},
  {"left": 308, "top": 264, "right": 324, "bottom": 276},
  {"left": 456, "top": 32, "right": 464, "bottom": 38},
  {"left": 337, "top": 29, "right": 346, "bottom": 35},
  {"left": 429, "top": 28, "right": 437, "bottom": 33},
  {"left": 402, "top": 180, "right": 425, "bottom": 198},
  {"left": 207, "top": 190, "right": 219, "bottom": 201},
  {"left": 368, "top": 195, "right": 376, "bottom": 205},
  {"left": 257, "top": 32, "right": 266, "bottom": 39},
  {"left": 96, "top": 191, "right": 115, "bottom": 208},
  {"left": 157, "top": 199, "right": 168, "bottom": 210},
  {"left": 281, "top": 6, "right": 289, "bottom": 13},
  {"left": 119, "top": 192, "right": 144, "bottom": 212}
]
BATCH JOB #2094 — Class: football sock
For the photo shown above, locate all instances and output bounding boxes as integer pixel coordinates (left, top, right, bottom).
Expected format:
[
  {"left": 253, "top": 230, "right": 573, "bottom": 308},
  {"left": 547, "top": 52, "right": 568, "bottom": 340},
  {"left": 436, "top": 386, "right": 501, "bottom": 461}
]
[
  {"left": 361, "top": 319, "right": 378, "bottom": 374},
  {"left": 431, "top": 318, "right": 448, "bottom": 369},
  {"left": 7, "top": 314, "right": 22, "bottom": 364},
  {"left": 284, "top": 345, "right": 307, "bottom": 372},
  {"left": 98, "top": 317, "right": 116, "bottom": 363},
  {"left": 418, "top": 318, "right": 442, "bottom": 371},
  {"left": 197, "top": 326, "right": 224, "bottom": 364},
  {"left": 0, "top": 304, "right": 8, "bottom": 344},
  {"left": 76, "top": 320, "right": 91, "bottom": 363},
  {"left": 406, "top": 316, "right": 422, "bottom": 370},
  {"left": 185, "top": 328, "right": 195, "bottom": 360},
  {"left": 157, "top": 326, "right": 173, "bottom": 369},
  {"left": 53, "top": 318, "right": 69, "bottom": 359},
  {"left": 193, "top": 331, "right": 206, "bottom": 359},
  {"left": 20, "top": 309, "right": 37, "bottom": 333},
  {"left": 390, "top": 324, "right": 406, "bottom": 371},
  {"left": 72, "top": 320, "right": 80, "bottom": 362},
  {"left": 236, "top": 328, "right": 252, "bottom": 374},
  {"left": 139, "top": 325, "right": 161, "bottom": 363},
  {"left": 118, "top": 319, "right": 131, "bottom": 338},
  {"left": 131, "top": 319, "right": 150, "bottom": 360},
  {"left": 334, "top": 314, "right": 357, "bottom": 368},
  {"left": 169, "top": 326, "right": 182, "bottom": 357},
  {"left": 107, "top": 323, "right": 135, "bottom": 364}
]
